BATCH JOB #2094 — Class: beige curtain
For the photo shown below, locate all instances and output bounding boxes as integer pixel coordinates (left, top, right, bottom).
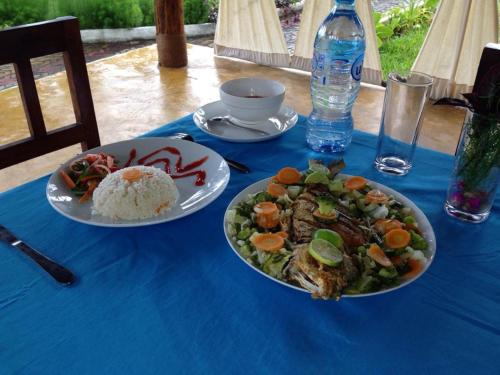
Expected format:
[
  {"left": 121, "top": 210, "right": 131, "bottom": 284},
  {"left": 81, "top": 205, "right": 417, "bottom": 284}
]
[
  {"left": 214, "top": 0, "right": 290, "bottom": 67},
  {"left": 290, "top": 0, "right": 382, "bottom": 85},
  {"left": 291, "top": 0, "right": 332, "bottom": 71},
  {"left": 355, "top": 0, "right": 382, "bottom": 84},
  {"left": 412, "top": 0, "right": 499, "bottom": 99}
]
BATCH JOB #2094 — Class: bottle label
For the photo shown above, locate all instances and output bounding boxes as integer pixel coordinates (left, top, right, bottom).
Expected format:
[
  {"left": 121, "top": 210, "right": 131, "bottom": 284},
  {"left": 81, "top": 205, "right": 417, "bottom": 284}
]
[
  {"left": 351, "top": 54, "right": 364, "bottom": 81},
  {"left": 311, "top": 52, "right": 325, "bottom": 72}
]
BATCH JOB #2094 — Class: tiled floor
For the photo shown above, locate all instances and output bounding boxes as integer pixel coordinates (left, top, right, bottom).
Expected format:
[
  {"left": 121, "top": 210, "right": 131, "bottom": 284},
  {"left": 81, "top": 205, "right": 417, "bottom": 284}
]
[{"left": 0, "top": 37, "right": 215, "bottom": 91}]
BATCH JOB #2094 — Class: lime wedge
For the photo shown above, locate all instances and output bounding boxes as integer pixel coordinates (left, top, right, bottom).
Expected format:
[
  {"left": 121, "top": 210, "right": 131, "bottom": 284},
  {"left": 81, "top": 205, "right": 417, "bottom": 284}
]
[
  {"left": 313, "top": 229, "right": 344, "bottom": 249},
  {"left": 308, "top": 239, "right": 344, "bottom": 267},
  {"left": 304, "top": 171, "right": 329, "bottom": 185},
  {"left": 308, "top": 160, "right": 330, "bottom": 175}
]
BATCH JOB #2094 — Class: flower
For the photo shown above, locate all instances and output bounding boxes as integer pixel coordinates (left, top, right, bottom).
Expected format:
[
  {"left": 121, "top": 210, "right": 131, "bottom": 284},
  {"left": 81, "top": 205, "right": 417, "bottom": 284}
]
[
  {"left": 449, "top": 191, "right": 464, "bottom": 205},
  {"left": 466, "top": 196, "right": 482, "bottom": 210}
]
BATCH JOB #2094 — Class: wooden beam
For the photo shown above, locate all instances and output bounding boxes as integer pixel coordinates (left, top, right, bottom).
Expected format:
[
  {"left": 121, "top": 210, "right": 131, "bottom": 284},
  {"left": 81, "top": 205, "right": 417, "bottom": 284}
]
[{"left": 155, "top": 0, "right": 187, "bottom": 67}]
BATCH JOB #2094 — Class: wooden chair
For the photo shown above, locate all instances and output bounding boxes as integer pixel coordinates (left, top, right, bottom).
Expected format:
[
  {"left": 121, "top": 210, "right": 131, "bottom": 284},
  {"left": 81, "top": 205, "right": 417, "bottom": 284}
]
[{"left": 0, "top": 16, "right": 100, "bottom": 169}]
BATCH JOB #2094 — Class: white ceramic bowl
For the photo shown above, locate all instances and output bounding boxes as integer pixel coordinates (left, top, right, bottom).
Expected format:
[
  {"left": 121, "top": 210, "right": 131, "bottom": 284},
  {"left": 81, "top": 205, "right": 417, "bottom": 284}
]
[{"left": 219, "top": 78, "right": 285, "bottom": 124}]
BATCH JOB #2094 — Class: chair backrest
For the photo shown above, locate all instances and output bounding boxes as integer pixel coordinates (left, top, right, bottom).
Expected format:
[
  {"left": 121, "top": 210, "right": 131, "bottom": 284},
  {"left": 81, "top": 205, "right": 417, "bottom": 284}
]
[{"left": 0, "top": 16, "right": 100, "bottom": 169}]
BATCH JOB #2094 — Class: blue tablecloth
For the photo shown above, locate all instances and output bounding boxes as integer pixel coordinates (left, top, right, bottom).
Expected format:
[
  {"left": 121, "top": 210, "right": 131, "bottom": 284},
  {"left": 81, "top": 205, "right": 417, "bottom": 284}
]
[{"left": 1, "top": 115, "right": 499, "bottom": 375}]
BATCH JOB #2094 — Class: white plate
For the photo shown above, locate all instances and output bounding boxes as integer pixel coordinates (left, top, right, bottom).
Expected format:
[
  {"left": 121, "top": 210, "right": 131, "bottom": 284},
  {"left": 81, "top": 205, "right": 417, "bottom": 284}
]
[
  {"left": 223, "top": 174, "right": 436, "bottom": 298},
  {"left": 47, "top": 138, "right": 230, "bottom": 227},
  {"left": 193, "top": 100, "right": 298, "bottom": 143}
]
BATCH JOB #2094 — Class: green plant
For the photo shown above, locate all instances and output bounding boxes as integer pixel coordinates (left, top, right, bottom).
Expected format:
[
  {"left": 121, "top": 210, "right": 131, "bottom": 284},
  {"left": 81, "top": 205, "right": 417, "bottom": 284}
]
[
  {"left": 374, "top": 0, "right": 438, "bottom": 48},
  {"left": 183, "top": 0, "right": 208, "bottom": 25},
  {"left": 379, "top": 26, "right": 429, "bottom": 80},
  {"left": 65, "top": 0, "right": 144, "bottom": 29},
  {"left": 0, "top": 0, "right": 212, "bottom": 29},
  {"left": 0, "top": 0, "right": 45, "bottom": 27},
  {"left": 139, "top": 0, "right": 154, "bottom": 26}
]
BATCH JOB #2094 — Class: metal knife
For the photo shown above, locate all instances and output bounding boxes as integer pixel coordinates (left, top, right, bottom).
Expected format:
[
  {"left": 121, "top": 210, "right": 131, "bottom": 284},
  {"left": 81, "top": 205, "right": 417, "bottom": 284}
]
[
  {"left": 0, "top": 225, "right": 74, "bottom": 285},
  {"left": 224, "top": 158, "right": 250, "bottom": 173}
]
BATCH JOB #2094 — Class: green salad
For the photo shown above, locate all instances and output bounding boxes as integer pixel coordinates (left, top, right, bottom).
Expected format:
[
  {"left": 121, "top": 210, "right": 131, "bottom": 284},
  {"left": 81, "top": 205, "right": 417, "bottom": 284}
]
[{"left": 226, "top": 160, "right": 431, "bottom": 299}]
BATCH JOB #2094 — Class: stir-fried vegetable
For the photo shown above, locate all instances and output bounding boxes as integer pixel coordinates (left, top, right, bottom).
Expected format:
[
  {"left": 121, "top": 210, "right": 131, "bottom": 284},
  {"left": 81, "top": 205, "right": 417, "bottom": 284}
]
[{"left": 61, "top": 152, "right": 119, "bottom": 202}]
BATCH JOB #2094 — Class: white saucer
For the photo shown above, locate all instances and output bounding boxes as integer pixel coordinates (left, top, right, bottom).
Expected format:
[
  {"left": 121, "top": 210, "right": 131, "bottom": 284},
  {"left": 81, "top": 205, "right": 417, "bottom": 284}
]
[{"left": 193, "top": 101, "right": 298, "bottom": 143}]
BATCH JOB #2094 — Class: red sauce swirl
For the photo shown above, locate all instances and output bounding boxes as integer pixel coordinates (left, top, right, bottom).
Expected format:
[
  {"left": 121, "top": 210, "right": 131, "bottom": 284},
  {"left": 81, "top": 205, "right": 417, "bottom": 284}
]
[{"left": 125, "top": 146, "right": 208, "bottom": 186}]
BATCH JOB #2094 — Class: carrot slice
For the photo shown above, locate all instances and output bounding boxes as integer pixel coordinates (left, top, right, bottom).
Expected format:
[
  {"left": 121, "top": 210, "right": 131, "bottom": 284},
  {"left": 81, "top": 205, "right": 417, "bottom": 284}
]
[
  {"left": 251, "top": 233, "right": 285, "bottom": 252},
  {"left": 276, "top": 167, "right": 301, "bottom": 185},
  {"left": 60, "top": 171, "right": 76, "bottom": 190},
  {"left": 256, "top": 213, "right": 280, "bottom": 229},
  {"left": 385, "top": 220, "right": 403, "bottom": 233},
  {"left": 344, "top": 176, "right": 367, "bottom": 190},
  {"left": 79, "top": 191, "right": 92, "bottom": 203},
  {"left": 267, "top": 183, "right": 287, "bottom": 198},
  {"left": 254, "top": 202, "right": 280, "bottom": 228},
  {"left": 374, "top": 219, "right": 403, "bottom": 234},
  {"left": 385, "top": 228, "right": 411, "bottom": 249},
  {"left": 365, "top": 189, "right": 389, "bottom": 204},
  {"left": 79, "top": 180, "right": 98, "bottom": 203},
  {"left": 367, "top": 244, "right": 392, "bottom": 267},
  {"left": 254, "top": 202, "right": 278, "bottom": 215},
  {"left": 122, "top": 168, "right": 142, "bottom": 182},
  {"left": 402, "top": 258, "right": 424, "bottom": 280}
]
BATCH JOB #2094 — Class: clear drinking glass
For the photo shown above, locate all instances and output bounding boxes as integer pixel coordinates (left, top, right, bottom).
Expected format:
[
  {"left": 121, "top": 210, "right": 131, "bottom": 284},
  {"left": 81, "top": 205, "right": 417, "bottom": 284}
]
[{"left": 374, "top": 72, "right": 433, "bottom": 175}]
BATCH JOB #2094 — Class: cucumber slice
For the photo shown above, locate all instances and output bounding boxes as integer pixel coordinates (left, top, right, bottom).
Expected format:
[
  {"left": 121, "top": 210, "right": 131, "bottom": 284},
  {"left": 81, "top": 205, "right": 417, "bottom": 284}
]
[
  {"left": 378, "top": 267, "right": 398, "bottom": 279},
  {"left": 363, "top": 202, "right": 379, "bottom": 212},
  {"left": 308, "top": 239, "right": 343, "bottom": 267},
  {"left": 286, "top": 185, "right": 302, "bottom": 198},
  {"left": 313, "top": 229, "right": 344, "bottom": 249},
  {"left": 304, "top": 171, "right": 330, "bottom": 185},
  {"left": 237, "top": 228, "right": 254, "bottom": 240},
  {"left": 328, "top": 179, "right": 344, "bottom": 194}
]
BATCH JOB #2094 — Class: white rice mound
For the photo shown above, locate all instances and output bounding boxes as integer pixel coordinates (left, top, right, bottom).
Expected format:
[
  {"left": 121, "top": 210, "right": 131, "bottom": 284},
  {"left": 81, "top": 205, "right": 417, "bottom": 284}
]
[{"left": 92, "top": 165, "right": 179, "bottom": 220}]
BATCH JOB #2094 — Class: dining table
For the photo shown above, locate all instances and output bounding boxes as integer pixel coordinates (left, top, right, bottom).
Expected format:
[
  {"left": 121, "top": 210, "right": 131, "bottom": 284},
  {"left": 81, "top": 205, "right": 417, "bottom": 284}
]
[{"left": 1, "top": 111, "right": 499, "bottom": 374}]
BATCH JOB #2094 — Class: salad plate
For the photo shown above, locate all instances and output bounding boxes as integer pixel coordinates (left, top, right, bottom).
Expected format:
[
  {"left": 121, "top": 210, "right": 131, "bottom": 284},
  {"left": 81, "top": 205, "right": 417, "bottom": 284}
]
[
  {"left": 224, "top": 167, "right": 436, "bottom": 299},
  {"left": 47, "top": 137, "right": 230, "bottom": 227},
  {"left": 193, "top": 100, "right": 298, "bottom": 143}
]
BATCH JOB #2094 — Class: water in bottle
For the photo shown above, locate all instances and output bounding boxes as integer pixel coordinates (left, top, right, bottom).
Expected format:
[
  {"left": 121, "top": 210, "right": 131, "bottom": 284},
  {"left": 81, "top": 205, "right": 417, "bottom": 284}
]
[{"left": 306, "top": 0, "right": 365, "bottom": 153}]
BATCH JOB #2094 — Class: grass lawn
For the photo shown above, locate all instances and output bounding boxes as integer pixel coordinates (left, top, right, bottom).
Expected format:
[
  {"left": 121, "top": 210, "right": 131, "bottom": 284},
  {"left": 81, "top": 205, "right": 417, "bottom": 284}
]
[{"left": 379, "top": 25, "right": 430, "bottom": 81}]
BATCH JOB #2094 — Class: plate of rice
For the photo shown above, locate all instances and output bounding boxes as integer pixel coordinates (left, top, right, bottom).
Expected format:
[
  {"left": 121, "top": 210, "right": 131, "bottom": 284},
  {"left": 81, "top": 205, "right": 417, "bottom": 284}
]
[{"left": 46, "top": 137, "right": 230, "bottom": 227}]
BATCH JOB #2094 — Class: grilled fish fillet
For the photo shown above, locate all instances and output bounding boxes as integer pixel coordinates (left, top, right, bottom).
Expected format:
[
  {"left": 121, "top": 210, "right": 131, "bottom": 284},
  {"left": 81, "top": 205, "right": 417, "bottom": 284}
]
[{"left": 285, "top": 244, "right": 359, "bottom": 299}]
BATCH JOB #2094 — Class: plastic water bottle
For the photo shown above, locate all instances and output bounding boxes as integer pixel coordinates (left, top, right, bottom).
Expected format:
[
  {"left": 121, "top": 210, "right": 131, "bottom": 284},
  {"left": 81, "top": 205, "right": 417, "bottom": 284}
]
[{"left": 306, "top": 0, "right": 365, "bottom": 153}]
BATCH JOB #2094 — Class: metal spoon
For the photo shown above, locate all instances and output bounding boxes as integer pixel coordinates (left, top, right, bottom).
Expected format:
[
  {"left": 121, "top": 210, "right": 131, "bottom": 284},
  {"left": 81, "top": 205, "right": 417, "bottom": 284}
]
[
  {"left": 168, "top": 132, "right": 250, "bottom": 173},
  {"left": 207, "top": 116, "right": 271, "bottom": 136}
]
